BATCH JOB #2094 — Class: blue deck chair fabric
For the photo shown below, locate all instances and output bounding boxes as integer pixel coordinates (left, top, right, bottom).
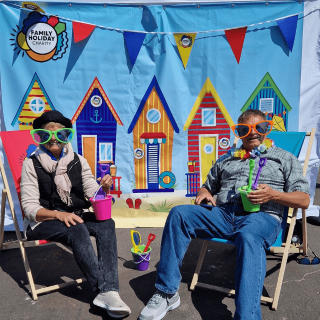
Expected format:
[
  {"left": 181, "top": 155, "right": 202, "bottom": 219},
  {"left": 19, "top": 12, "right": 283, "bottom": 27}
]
[
  {"left": 268, "top": 131, "right": 306, "bottom": 157},
  {"left": 203, "top": 132, "right": 307, "bottom": 248}
]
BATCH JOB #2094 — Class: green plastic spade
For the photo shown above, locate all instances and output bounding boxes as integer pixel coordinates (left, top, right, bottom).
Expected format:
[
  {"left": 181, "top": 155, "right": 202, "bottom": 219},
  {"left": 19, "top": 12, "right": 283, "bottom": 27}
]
[{"left": 247, "top": 159, "right": 255, "bottom": 192}]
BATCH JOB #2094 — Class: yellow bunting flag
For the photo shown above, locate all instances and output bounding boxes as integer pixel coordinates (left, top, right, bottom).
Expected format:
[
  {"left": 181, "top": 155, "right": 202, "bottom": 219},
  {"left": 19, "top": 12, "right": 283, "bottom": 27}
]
[
  {"left": 174, "top": 33, "right": 197, "bottom": 69},
  {"left": 22, "top": 2, "right": 45, "bottom": 12}
]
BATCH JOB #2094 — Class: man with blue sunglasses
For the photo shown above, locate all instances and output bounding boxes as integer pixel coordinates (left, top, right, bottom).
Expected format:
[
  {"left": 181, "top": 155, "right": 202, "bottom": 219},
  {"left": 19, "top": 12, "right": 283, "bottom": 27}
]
[{"left": 139, "top": 109, "right": 310, "bottom": 320}]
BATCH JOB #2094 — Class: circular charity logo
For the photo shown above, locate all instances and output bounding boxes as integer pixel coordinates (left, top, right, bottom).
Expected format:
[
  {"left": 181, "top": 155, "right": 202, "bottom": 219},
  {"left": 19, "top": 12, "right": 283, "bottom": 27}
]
[
  {"left": 26, "top": 23, "right": 57, "bottom": 54},
  {"left": 13, "top": 11, "right": 68, "bottom": 62},
  {"left": 91, "top": 95, "right": 102, "bottom": 107}
]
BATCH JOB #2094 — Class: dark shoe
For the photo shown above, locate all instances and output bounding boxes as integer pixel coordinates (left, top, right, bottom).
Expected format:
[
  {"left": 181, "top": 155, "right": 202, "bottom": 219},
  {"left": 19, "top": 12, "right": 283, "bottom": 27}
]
[{"left": 307, "top": 215, "right": 320, "bottom": 226}]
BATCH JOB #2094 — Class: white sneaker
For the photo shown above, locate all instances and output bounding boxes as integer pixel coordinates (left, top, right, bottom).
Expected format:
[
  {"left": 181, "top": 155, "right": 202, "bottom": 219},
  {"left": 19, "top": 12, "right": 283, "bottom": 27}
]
[
  {"left": 93, "top": 291, "right": 131, "bottom": 318},
  {"left": 139, "top": 290, "right": 180, "bottom": 320}
]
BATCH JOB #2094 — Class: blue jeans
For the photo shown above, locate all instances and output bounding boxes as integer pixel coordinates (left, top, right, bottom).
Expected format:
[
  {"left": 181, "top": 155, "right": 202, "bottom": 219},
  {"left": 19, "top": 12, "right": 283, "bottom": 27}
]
[
  {"left": 26, "top": 212, "right": 119, "bottom": 294},
  {"left": 155, "top": 204, "right": 282, "bottom": 320}
]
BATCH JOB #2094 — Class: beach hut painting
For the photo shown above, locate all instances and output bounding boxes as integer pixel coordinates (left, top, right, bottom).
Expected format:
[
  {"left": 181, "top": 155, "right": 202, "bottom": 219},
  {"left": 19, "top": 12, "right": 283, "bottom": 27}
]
[
  {"left": 11, "top": 73, "right": 55, "bottom": 131},
  {"left": 71, "top": 77, "right": 123, "bottom": 179},
  {"left": 183, "top": 78, "right": 235, "bottom": 186},
  {"left": 128, "top": 76, "right": 179, "bottom": 193},
  {"left": 240, "top": 72, "right": 292, "bottom": 132}
]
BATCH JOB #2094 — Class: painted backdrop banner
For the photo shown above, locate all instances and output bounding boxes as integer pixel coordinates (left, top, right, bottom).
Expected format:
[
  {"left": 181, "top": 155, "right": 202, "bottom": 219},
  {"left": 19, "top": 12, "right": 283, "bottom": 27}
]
[{"left": 0, "top": 1, "right": 305, "bottom": 229}]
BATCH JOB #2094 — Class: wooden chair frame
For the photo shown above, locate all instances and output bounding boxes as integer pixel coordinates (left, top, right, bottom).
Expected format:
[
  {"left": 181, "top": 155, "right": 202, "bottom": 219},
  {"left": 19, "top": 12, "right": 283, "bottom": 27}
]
[
  {"left": 0, "top": 153, "right": 86, "bottom": 301},
  {"left": 190, "top": 128, "right": 315, "bottom": 311}
]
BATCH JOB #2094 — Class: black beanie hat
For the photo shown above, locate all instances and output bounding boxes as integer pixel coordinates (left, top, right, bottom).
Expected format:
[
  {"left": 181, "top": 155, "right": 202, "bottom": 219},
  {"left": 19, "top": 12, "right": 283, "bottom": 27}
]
[{"left": 33, "top": 110, "right": 73, "bottom": 129}]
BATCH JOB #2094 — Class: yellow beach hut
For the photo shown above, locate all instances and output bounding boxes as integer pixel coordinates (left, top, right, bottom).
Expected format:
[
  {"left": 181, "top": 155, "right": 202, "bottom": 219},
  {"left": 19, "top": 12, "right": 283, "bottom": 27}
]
[
  {"left": 11, "top": 73, "right": 55, "bottom": 130},
  {"left": 128, "top": 76, "right": 179, "bottom": 193}
]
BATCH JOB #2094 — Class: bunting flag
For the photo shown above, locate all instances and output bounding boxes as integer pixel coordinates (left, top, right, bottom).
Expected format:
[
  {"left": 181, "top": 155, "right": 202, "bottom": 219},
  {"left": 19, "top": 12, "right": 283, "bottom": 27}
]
[
  {"left": 123, "top": 31, "right": 146, "bottom": 67},
  {"left": 276, "top": 15, "right": 298, "bottom": 52},
  {"left": 224, "top": 27, "right": 247, "bottom": 64},
  {"left": 22, "top": 2, "right": 45, "bottom": 13},
  {"left": 174, "top": 33, "right": 197, "bottom": 69},
  {"left": 72, "top": 21, "right": 95, "bottom": 43}
]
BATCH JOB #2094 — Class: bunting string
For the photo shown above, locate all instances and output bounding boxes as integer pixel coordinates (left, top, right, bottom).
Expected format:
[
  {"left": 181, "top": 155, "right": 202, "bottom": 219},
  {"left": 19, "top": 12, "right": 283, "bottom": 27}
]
[
  {"left": 3, "top": 1, "right": 320, "bottom": 35},
  {"left": 3, "top": 1, "right": 318, "bottom": 68}
]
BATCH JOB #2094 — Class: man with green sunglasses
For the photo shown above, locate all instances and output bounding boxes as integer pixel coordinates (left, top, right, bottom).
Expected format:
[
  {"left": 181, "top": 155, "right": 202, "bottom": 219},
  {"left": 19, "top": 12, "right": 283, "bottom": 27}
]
[{"left": 20, "top": 111, "right": 131, "bottom": 318}]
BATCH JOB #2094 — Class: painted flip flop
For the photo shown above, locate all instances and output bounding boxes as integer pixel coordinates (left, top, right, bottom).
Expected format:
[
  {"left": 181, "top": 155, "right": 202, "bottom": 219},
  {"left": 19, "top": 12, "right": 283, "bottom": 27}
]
[
  {"left": 126, "top": 198, "right": 133, "bottom": 209},
  {"left": 135, "top": 198, "right": 142, "bottom": 209}
]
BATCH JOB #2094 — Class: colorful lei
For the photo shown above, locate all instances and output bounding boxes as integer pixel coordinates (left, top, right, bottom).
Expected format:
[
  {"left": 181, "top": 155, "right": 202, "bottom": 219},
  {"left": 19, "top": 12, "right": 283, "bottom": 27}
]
[{"left": 228, "top": 138, "right": 274, "bottom": 159}]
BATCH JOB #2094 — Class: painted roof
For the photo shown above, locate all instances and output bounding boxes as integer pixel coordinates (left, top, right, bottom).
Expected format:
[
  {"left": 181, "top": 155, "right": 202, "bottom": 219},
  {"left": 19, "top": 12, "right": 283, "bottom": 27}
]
[
  {"left": 183, "top": 77, "right": 235, "bottom": 131},
  {"left": 71, "top": 77, "right": 123, "bottom": 125},
  {"left": 11, "top": 73, "right": 55, "bottom": 127},
  {"left": 240, "top": 72, "right": 292, "bottom": 113},
  {"left": 141, "top": 132, "right": 166, "bottom": 139},
  {"left": 128, "top": 76, "right": 179, "bottom": 133}
]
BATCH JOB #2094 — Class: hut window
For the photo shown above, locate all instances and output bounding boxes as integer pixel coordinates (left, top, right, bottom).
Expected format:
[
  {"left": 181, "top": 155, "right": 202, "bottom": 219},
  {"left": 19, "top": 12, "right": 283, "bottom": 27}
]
[
  {"left": 259, "top": 98, "right": 274, "bottom": 113},
  {"left": 202, "top": 109, "right": 216, "bottom": 127},
  {"left": 146, "top": 109, "right": 161, "bottom": 124},
  {"left": 203, "top": 143, "right": 214, "bottom": 155},
  {"left": 29, "top": 97, "right": 45, "bottom": 114},
  {"left": 99, "top": 143, "right": 113, "bottom": 161}
]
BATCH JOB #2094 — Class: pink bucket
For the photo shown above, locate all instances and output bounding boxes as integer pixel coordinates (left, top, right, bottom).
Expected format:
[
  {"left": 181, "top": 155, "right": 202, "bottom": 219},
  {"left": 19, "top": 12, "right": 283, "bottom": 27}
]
[{"left": 90, "top": 195, "right": 113, "bottom": 221}]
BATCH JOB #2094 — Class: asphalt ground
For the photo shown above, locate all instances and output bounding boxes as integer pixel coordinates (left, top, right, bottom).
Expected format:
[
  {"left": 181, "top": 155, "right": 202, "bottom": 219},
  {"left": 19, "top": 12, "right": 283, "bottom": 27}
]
[{"left": 1, "top": 220, "right": 320, "bottom": 320}]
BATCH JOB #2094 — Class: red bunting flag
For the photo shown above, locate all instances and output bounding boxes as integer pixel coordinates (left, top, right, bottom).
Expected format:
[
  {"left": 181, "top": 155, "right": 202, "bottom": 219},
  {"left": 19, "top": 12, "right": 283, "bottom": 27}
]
[
  {"left": 72, "top": 21, "right": 95, "bottom": 43},
  {"left": 224, "top": 27, "right": 247, "bottom": 64}
]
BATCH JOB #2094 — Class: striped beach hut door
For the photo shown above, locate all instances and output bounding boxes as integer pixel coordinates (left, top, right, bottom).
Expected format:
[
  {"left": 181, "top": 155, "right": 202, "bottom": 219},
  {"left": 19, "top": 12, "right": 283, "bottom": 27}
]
[{"left": 147, "top": 144, "right": 160, "bottom": 189}]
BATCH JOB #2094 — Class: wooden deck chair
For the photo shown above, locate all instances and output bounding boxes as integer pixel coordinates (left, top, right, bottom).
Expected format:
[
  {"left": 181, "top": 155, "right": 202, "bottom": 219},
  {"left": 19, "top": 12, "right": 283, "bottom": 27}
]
[
  {"left": 190, "top": 128, "right": 315, "bottom": 311},
  {"left": 0, "top": 130, "right": 86, "bottom": 301}
]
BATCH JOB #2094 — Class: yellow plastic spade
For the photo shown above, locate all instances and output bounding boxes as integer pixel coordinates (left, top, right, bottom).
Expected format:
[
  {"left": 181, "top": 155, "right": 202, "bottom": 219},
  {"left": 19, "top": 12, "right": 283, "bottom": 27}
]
[{"left": 130, "top": 230, "right": 142, "bottom": 253}]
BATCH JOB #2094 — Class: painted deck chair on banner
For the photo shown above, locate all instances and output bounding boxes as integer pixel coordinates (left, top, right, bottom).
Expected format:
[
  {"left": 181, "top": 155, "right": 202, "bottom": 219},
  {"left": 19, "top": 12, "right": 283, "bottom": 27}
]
[
  {"left": 190, "top": 128, "right": 315, "bottom": 311},
  {"left": 0, "top": 130, "right": 86, "bottom": 301}
]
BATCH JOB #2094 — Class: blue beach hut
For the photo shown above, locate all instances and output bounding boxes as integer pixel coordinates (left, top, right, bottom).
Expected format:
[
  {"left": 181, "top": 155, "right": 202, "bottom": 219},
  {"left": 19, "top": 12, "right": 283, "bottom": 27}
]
[
  {"left": 240, "top": 72, "right": 292, "bottom": 132},
  {"left": 71, "top": 77, "right": 123, "bottom": 179}
]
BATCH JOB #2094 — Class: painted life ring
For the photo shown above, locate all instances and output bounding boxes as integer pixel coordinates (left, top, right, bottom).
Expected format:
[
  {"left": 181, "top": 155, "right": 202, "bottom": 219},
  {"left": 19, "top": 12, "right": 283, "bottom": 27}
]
[
  {"left": 159, "top": 171, "right": 176, "bottom": 188},
  {"left": 134, "top": 148, "right": 144, "bottom": 159},
  {"left": 219, "top": 137, "right": 230, "bottom": 149}
]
